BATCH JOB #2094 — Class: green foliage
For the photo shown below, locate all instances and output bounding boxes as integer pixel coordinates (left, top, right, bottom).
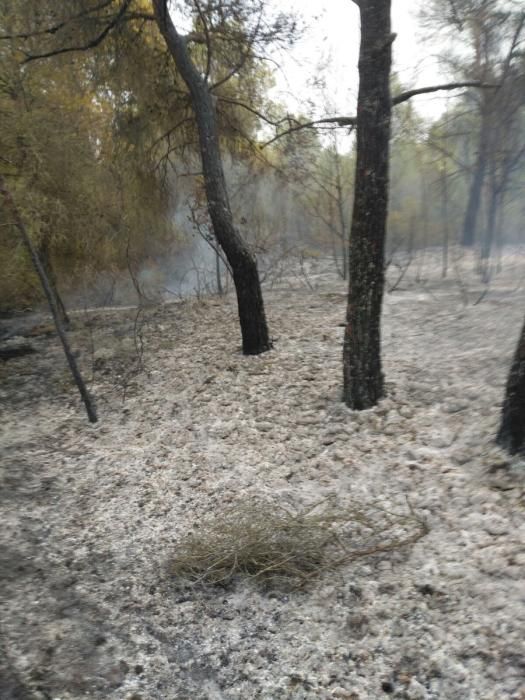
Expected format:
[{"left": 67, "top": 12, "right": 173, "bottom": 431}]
[
  {"left": 0, "top": 5, "right": 178, "bottom": 310},
  {"left": 0, "top": 1, "right": 292, "bottom": 311}
]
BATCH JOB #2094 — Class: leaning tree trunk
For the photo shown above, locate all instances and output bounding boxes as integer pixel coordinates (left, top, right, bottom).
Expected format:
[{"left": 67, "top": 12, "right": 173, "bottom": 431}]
[
  {"left": 152, "top": 1, "right": 271, "bottom": 355},
  {"left": 0, "top": 176, "right": 97, "bottom": 424},
  {"left": 496, "top": 317, "right": 525, "bottom": 455},
  {"left": 343, "top": 0, "right": 393, "bottom": 410},
  {"left": 38, "top": 229, "right": 70, "bottom": 328}
]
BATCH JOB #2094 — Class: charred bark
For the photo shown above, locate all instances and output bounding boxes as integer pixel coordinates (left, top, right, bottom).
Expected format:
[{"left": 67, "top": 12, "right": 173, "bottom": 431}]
[
  {"left": 497, "top": 318, "right": 525, "bottom": 455},
  {"left": 343, "top": 0, "right": 393, "bottom": 410},
  {"left": 338, "top": 0, "right": 479, "bottom": 406},
  {"left": 152, "top": 1, "right": 271, "bottom": 355}
]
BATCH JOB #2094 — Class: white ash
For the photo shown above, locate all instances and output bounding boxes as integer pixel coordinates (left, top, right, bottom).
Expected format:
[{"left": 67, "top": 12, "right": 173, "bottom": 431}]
[{"left": 1, "top": 263, "right": 525, "bottom": 700}]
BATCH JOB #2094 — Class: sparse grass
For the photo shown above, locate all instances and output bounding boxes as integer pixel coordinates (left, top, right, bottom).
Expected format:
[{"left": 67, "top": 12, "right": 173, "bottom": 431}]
[{"left": 169, "top": 497, "right": 428, "bottom": 588}]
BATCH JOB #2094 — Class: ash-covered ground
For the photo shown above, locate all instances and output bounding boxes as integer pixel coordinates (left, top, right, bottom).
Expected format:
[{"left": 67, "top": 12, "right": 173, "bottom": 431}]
[{"left": 1, "top": 254, "right": 525, "bottom": 700}]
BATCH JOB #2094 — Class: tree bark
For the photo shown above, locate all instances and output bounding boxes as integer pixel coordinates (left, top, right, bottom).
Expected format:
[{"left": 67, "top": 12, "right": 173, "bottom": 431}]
[
  {"left": 497, "top": 317, "right": 525, "bottom": 455},
  {"left": 343, "top": 0, "right": 393, "bottom": 410},
  {"left": 152, "top": 0, "right": 271, "bottom": 355}
]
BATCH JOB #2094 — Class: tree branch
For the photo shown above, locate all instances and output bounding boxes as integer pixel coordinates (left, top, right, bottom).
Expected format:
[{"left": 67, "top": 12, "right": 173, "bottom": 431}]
[
  {"left": 194, "top": 0, "right": 212, "bottom": 82},
  {"left": 216, "top": 96, "right": 289, "bottom": 128},
  {"left": 262, "top": 81, "right": 498, "bottom": 146},
  {"left": 210, "top": 8, "right": 263, "bottom": 91},
  {"left": 23, "top": 0, "right": 132, "bottom": 63},
  {"left": 0, "top": 0, "right": 115, "bottom": 40},
  {"left": 392, "top": 81, "right": 499, "bottom": 106},
  {"left": 263, "top": 117, "right": 356, "bottom": 148}
]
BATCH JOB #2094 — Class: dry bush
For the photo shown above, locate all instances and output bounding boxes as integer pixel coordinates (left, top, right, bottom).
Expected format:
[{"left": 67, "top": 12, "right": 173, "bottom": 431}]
[{"left": 169, "top": 497, "right": 428, "bottom": 587}]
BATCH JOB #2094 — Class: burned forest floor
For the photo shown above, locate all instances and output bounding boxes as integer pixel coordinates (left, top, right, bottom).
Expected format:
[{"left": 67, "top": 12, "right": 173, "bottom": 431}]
[{"left": 1, "top": 254, "right": 525, "bottom": 700}]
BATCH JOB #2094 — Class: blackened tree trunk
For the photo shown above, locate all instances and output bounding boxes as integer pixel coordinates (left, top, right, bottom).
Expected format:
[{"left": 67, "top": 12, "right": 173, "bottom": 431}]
[
  {"left": 38, "top": 229, "right": 70, "bottom": 328},
  {"left": 461, "top": 115, "right": 489, "bottom": 247},
  {"left": 343, "top": 0, "right": 393, "bottom": 410},
  {"left": 152, "top": 0, "right": 271, "bottom": 355},
  {"left": 497, "top": 317, "right": 525, "bottom": 455},
  {"left": 0, "top": 176, "right": 97, "bottom": 423}
]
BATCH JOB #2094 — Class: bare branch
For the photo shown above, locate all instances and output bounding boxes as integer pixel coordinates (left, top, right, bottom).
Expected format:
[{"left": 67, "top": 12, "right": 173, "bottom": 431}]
[
  {"left": 262, "top": 81, "right": 498, "bottom": 146},
  {"left": 263, "top": 117, "right": 356, "bottom": 148},
  {"left": 150, "top": 114, "right": 193, "bottom": 152},
  {"left": 0, "top": 0, "right": 115, "bottom": 41},
  {"left": 500, "top": 11, "right": 525, "bottom": 83},
  {"left": 216, "top": 96, "right": 289, "bottom": 128},
  {"left": 392, "top": 81, "right": 499, "bottom": 106},
  {"left": 23, "top": 0, "right": 132, "bottom": 63},
  {"left": 210, "top": 7, "right": 264, "bottom": 91}
]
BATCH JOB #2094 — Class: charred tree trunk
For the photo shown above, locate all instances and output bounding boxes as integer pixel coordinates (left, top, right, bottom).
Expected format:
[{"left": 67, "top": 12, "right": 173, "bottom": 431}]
[
  {"left": 462, "top": 116, "right": 489, "bottom": 247},
  {"left": 38, "top": 229, "right": 70, "bottom": 328},
  {"left": 343, "top": 0, "right": 393, "bottom": 410},
  {"left": 153, "top": 1, "right": 271, "bottom": 355},
  {"left": 0, "top": 176, "right": 97, "bottom": 423},
  {"left": 440, "top": 168, "right": 449, "bottom": 279},
  {"left": 480, "top": 170, "right": 499, "bottom": 283},
  {"left": 497, "top": 317, "right": 525, "bottom": 455}
]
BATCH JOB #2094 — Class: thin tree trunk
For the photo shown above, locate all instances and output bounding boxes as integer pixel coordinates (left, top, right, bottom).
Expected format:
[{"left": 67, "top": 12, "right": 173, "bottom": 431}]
[
  {"left": 0, "top": 175, "right": 97, "bottom": 423},
  {"left": 416, "top": 148, "right": 428, "bottom": 283},
  {"left": 495, "top": 198, "right": 505, "bottom": 273},
  {"left": 408, "top": 215, "right": 415, "bottom": 260},
  {"left": 327, "top": 190, "right": 341, "bottom": 277},
  {"left": 462, "top": 116, "right": 489, "bottom": 247},
  {"left": 480, "top": 167, "right": 499, "bottom": 283},
  {"left": 152, "top": 1, "right": 271, "bottom": 355},
  {"left": 38, "top": 229, "right": 70, "bottom": 328},
  {"left": 335, "top": 158, "right": 348, "bottom": 281},
  {"left": 441, "top": 167, "right": 449, "bottom": 278},
  {"left": 215, "top": 247, "right": 223, "bottom": 295},
  {"left": 497, "top": 317, "right": 525, "bottom": 455},
  {"left": 343, "top": 0, "right": 392, "bottom": 410}
]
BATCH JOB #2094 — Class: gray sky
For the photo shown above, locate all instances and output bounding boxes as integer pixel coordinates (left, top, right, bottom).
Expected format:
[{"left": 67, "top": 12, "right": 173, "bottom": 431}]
[{"left": 270, "top": 0, "right": 453, "bottom": 123}]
